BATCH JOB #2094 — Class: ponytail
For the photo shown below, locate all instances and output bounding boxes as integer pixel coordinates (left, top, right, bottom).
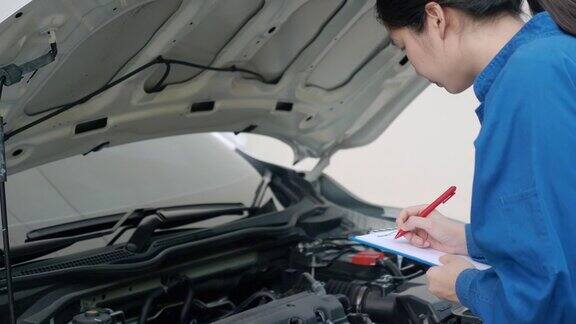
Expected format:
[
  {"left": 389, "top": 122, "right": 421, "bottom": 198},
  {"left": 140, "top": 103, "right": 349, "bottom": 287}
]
[{"left": 528, "top": 0, "right": 576, "bottom": 36}]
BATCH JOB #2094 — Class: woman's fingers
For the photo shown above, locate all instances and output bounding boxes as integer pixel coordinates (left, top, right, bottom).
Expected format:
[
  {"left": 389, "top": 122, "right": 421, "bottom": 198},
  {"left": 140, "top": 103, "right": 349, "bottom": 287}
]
[
  {"left": 405, "top": 229, "right": 431, "bottom": 248},
  {"left": 415, "top": 228, "right": 431, "bottom": 248},
  {"left": 401, "top": 215, "right": 433, "bottom": 232},
  {"left": 410, "top": 234, "right": 425, "bottom": 247},
  {"left": 396, "top": 204, "right": 428, "bottom": 227},
  {"left": 397, "top": 205, "right": 436, "bottom": 249}
]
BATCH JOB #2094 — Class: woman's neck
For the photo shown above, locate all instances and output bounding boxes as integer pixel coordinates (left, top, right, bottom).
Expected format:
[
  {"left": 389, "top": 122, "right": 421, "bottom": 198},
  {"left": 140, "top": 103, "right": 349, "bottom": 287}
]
[{"left": 464, "top": 15, "right": 525, "bottom": 78}]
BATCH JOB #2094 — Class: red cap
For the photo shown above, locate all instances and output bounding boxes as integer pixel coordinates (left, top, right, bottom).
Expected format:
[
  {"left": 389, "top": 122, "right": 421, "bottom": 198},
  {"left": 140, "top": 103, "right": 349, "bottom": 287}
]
[{"left": 350, "top": 251, "right": 386, "bottom": 266}]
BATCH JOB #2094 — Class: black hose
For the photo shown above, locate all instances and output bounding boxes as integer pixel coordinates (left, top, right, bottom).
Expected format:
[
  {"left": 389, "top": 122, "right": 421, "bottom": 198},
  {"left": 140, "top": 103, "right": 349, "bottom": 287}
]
[
  {"left": 139, "top": 278, "right": 186, "bottom": 324},
  {"left": 139, "top": 287, "right": 165, "bottom": 324},
  {"left": 388, "top": 270, "right": 424, "bottom": 281},
  {"left": 148, "top": 62, "right": 171, "bottom": 93},
  {"left": 4, "top": 56, "right": 266, "bottom": 141},
  {"left": 179, "top": 282, "right": 194, "bottom": 324},
  {"left": 5, "top": 58, "right": 162, "bottom": 140},
  {"left": 230, "top": 291, "right": 275, "bottom": 315},
  {"left": 213, "top": 290, "right": 275, "bottom": 321},
  {"left": 378, "top": 258, "right": 403, "bottom": 277},
  {"left": 161, "top": 58, "right": 264, "bottom": 81},
  {"left": 323, "top": 248, "right": 360, "bottom": 268}
]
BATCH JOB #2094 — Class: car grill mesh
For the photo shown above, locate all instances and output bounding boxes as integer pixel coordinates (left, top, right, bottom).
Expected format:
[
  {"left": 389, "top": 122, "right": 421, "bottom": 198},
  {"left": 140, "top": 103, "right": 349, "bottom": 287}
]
[{"left": 16, "top": 249, "right": 134, "bottom": 276}]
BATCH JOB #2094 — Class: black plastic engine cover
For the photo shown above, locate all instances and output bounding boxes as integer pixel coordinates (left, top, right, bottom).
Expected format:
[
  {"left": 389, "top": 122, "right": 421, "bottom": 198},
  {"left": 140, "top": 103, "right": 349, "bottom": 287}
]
[{"left": 212, "top": 292, "right": 348, "bottom": 324}]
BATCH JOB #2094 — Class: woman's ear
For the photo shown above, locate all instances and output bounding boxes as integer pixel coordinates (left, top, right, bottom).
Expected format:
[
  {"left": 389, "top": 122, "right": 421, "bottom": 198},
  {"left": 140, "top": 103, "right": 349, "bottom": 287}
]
[{"left": 424, "top": 2, "right": 447, "bottom": 39}]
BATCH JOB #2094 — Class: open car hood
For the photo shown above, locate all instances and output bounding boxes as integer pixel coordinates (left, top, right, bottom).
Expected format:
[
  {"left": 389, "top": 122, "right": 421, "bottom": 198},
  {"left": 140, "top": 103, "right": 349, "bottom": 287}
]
[{"left": 0, "top": 0, "right": 428, "bottom": 174}]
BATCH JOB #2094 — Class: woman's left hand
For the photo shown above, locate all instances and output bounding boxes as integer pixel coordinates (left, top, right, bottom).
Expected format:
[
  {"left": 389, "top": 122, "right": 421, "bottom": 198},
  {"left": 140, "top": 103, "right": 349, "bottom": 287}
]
[{"left": 426, "top": 254, "right": 475, "bottom": 303}]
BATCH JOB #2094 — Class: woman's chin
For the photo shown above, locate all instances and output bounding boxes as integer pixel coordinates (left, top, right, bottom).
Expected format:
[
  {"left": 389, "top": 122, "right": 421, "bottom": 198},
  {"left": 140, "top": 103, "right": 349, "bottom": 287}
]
[
  {"left": 431, "top": 80, "right": 468, "bottom": 94},
  {"left": 444, "top": 84, "right": 468, "bottom": 94},
  {"left": 445, "top": 87, "right": 459, "bottom": 94}
]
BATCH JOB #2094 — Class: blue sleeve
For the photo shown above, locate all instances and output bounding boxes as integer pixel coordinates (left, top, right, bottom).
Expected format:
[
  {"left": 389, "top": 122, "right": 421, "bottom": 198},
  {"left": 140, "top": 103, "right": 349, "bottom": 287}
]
[
  {"left": 465, "top": 224, "right": 486, "bottom": 262},
  {"left": 456, "top": 44, "right": 576, "bottom": 323}
]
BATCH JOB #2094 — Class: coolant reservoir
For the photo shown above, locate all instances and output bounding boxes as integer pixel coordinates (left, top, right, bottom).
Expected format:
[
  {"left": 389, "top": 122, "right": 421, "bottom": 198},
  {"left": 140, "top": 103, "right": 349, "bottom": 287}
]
[{"left": 71, "top": 308, "right": 113, "bottom": 324}]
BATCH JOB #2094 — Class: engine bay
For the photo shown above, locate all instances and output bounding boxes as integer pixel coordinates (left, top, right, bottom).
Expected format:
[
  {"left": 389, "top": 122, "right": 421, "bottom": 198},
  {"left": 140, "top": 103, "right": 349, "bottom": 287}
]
[
  {"left": 3, "top": 156, "right": 482, "bottom": 324},
  {"left": 18, "top": 234, "right": 480, "bottom": 324}
]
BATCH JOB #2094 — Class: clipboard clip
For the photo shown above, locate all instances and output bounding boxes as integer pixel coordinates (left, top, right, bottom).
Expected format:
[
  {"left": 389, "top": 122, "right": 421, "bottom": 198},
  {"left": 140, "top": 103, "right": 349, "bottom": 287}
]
[{"left": 368, "top": 227, "right": 397, "bottom": 234}]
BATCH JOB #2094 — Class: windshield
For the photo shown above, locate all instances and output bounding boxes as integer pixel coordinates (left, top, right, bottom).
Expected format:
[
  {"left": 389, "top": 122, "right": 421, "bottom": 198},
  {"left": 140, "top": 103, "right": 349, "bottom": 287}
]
[{"left": 1, "top": 133, "right": 262, "bottom": 250}]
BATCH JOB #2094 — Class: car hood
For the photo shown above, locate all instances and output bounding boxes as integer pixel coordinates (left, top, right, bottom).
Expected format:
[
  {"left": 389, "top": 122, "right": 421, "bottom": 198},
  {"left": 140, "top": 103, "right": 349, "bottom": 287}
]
[{"left": 0, "top": 0, "right": 428, "bottom": 174}]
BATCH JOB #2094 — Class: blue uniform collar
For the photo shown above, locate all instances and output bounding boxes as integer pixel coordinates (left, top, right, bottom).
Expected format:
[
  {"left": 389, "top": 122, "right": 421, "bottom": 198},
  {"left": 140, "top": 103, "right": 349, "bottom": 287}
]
[{"left": 473, "top": 12, "right": 560, "bottom": 103}]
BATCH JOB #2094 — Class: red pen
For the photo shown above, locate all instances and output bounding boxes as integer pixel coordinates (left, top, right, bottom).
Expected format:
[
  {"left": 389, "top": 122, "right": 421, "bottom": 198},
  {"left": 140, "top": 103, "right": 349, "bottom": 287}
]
[{"left": 395, "top": 186, "right": 457, "bottom": 239}]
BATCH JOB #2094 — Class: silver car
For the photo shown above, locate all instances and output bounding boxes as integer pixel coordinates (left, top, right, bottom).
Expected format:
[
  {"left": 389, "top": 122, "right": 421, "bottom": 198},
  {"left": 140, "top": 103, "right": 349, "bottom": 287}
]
[{"left": 0, "top": 1, "right": 475, "bottom": 323}]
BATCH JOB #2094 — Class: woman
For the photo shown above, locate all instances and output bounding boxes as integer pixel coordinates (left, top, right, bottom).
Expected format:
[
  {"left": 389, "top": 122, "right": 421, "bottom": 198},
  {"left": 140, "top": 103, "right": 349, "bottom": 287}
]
[{"left": 375, "top": 0, "right": 576, "bottom": 323}]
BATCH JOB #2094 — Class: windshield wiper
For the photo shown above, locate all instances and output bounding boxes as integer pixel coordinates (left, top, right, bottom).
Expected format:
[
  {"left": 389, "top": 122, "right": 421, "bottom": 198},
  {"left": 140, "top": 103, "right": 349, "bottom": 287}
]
[
  {"left": 2, "top": 204, "right": 249, "bottom": 266},
  {"left": 25, "top": 203, "right": 248, "bottom": 243},
  {"left": 0, "top": 235, "right": 90, "bottom": 267}
]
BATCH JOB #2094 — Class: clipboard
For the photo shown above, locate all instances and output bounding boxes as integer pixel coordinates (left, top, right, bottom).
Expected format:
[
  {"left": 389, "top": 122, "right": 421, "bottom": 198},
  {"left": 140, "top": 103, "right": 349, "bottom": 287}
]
[{"left": 351, "top": 229, "right": 490, "bottom": 270}]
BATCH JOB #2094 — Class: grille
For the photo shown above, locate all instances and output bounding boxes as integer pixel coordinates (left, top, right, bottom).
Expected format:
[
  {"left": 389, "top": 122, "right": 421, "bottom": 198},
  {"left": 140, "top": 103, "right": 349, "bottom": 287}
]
[{"left": 16, "top": 249, "right": 134, "bottom": 276}]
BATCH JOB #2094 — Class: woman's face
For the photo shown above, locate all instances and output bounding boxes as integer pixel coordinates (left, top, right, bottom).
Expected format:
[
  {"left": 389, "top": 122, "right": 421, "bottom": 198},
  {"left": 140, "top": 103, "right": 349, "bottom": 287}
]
[{"left": 388, "top": 7, "right": 476, "bottom": 94}]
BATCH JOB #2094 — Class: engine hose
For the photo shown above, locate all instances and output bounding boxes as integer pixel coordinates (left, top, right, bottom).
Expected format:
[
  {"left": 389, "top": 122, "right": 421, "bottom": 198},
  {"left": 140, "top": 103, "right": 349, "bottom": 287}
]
[
  {"left": 179, "top": 282, "right": 194, "bottom": 324},
  {"left": 138, "top": 279, "right": 186, "bottom": 324},
  {"left": 301, "top": 272, "right": 326, "bottom": 295},
  {"left": 138, "top": 288, "right": 165, "bottom": 324},
  {"left": 379, "top": 258, "right": 404, "bottom": 277},
  {"left": 230, "top": 291, "right": 276, "bottom": 315}
]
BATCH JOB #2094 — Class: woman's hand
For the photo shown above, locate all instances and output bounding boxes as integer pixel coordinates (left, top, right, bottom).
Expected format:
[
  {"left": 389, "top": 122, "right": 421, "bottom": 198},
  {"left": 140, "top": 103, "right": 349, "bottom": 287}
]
[
  {"left": 396, "top": 205, "right": 468, "bottom": 255},
  {"left": 427, "top": 255, "right": 474, "bottom": 303}
]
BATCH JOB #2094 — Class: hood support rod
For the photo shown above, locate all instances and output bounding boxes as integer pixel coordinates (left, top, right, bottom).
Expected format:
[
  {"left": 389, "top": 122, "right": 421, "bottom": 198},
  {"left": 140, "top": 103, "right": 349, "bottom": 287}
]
[
  {"left": 0, "top": 30, "right": 58, "bottom": 324},
  {"left": 0, "top": 79, "right": 16, "bottom": 324}
]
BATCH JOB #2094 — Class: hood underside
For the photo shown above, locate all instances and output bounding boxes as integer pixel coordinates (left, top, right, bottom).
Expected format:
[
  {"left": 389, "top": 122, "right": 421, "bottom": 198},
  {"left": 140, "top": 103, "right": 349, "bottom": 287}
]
[{"left": 0, "top": 0, "right": 428, "bottom": 174}]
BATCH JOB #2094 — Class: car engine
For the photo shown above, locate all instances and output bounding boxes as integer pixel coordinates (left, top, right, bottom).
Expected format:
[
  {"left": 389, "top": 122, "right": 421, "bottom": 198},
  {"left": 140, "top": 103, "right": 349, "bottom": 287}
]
[
  {"left": 7, "top": 159, "right": 482, "bottom": 324},
  {"left": 62, "top": 236, "right": 481, "bottom": 324}
]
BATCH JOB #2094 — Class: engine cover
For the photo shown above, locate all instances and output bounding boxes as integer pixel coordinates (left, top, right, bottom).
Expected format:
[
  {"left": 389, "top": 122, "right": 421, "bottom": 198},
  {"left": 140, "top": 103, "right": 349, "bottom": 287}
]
[{"left": 213, "top": 292, "right": 348, "bottom": 324}]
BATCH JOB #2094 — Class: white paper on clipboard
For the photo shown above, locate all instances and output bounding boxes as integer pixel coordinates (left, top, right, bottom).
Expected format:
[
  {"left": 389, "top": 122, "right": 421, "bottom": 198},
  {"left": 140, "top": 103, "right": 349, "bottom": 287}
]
[{"left": 351, "top": 229, "right": 490, "bottom": 270}]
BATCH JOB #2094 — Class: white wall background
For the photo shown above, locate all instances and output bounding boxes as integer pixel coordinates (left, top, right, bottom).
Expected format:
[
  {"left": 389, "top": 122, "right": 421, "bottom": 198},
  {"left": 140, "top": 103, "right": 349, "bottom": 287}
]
[
  {"left": 243, "top": 86, "right": 480, "bottom": 223},
  {"left": 325, "top": 86, "right": 480, "bottom": 222}
]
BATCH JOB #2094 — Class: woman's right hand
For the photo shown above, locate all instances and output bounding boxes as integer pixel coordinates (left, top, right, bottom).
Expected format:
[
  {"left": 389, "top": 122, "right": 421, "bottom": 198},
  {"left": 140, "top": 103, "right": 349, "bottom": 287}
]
[{"left": 396, "top": 205, "right": 468, "bottom": 255}]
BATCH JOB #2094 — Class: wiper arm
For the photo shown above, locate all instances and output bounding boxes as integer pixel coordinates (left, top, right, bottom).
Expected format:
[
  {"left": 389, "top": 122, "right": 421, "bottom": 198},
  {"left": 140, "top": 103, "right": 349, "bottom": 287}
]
[
  {"left": 7, "top": 204, "right": 250, "bottom": 265},
  {"left": 155, "top": 203, "right": 248, "bottom": 228},
  {"left": 26, "top": 203, "right": 248, "bottom": 243},
  {"left": 0, "top": 231, "right": 108, "bottom": 267},
  {"left": 26, "top": 210, "right": 143, "bottom": 242}
]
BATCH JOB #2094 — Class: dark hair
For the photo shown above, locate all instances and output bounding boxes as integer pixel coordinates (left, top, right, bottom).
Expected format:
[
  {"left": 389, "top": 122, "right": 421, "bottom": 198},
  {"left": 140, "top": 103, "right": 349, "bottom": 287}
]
[
  {"left": 375, "top": 0, "right": 524, "bottom": 31},
  {"left": 533, "top": 0, "right": 576, "bottom": 35},
  {"left": 377, "top": 0, "right": 576, "bottom": 36}
]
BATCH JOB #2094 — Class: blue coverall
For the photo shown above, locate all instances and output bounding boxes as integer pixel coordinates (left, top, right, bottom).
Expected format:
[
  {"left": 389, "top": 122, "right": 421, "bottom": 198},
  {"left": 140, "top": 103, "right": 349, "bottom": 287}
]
[{"left": 454, "top": 12, "right": 576, "bottom": 323}]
